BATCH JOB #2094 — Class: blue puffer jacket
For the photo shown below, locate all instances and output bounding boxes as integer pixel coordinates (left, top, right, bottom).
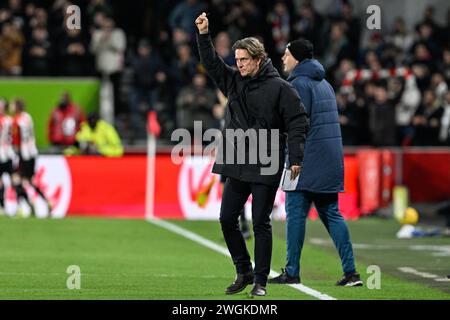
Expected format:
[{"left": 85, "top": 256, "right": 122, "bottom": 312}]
[{"left": 287, "top": 59, "right": 344, "bottom": 193}]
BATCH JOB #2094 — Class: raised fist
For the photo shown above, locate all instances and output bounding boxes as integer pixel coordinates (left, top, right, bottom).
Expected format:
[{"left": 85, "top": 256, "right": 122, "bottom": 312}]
[{"left": 195, "top": 12, "right": 209, "bottom": 34}]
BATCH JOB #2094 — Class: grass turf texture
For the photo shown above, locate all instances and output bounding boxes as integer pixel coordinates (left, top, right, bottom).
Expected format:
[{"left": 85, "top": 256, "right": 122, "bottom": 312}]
[{"left": 0, "top": 216, "right": 448, "bottom": 299}]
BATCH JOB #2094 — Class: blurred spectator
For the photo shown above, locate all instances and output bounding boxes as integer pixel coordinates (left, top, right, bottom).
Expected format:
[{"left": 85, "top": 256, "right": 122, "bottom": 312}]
[
  {"left": 90, "top": 16, "right": 126, "bottom": 114},
  {"left": 171, "top": 27, "right": 191, "bottom": 48},
  {"left": 48, "top": 0, "right": 69, "bottom": 31},
  {"left": 74, "top": 112, "right": 123, "bottom": 157},
  {"left": 411, "top": 89, "right": 444, "bottom": 146},
  {"left": 8, "top": 0, "right": 24, "bottom": 28},
  {"left": 0, "top": 20, "right": 25, "bottom": 75},
  {"left": 87, "top": 0, "right": 113, "bottom": 27},
  {"left": 176, "top": 73, "right": 216, "bottom": 134},
  {"left": 430, "top": 73, "right": 448, "bottom": 105},
  {"left": 90, "top": 16, "right": 126, "bottom": 75},
  {"left": 22, "top": 2, "right": 36, "bottom": 37},
  {"left": 392, "top": 77, "right": 421, "bottom": 146},
  {"left": 322, "top": 22, "right": 351, "bottom": 71},
  {"left": 411, "top": 43, "right": 435, "bottom": 92},
  {"left": 358, "top": 32, "right": 385, "bottom": 68},
  {"left": 128, "top": 39, "right": 167, "bottom": 141},
  {"left": 23, "top": 25, "right": 52, "bottom": 76},
  {"left": 363, "top": 50, "right": 382, "bottom": 71},
  {"left": 415, "top": 5, "right": 441, "bottom": 38},
  {"left": 368, "top": 82, "right": 397, "bottom": 146},
  {"left": 222, "top": 1, "right": 244, "bottom": 43},
  {"left": 413, "top": 22, "right": 440, "bottom": 59},
  {"left": 338, "top": 1, "right": 361, "bottom": 58},
  {"left": 205, "top": 0, "right": 229, "bottom": 34},
  {"left": 89, "top": 10, "right": 107, "bottom": 35},
  {"left": 333, "top": 58, "right": 354, "bottom": 88},
  {"left": 444, "top": 8, "right": 450, "bottom": 47},
  {"left": 214, "top": 31, "right": 235, "bottom": 66},
  {"left": 29, "top": 7, "right": 48, "bottom": 30},
  {"left": 441, "top": 48, "right": 450, "bottom": 85},
  {"left": 336, "top": 91, "right": 361, "bottom": 145},
  {"left": 59, "top": 28, "right": 90, "bottom": 76},
  {"left": 386, "top": 17, "right": 414, "bottom": 54},
  {"left": 168, "top": 0, "right": 204, "bottom": 38},
  {"left": 352, "top": 82, "right": 374, "bottom": 145},
  {"left": 172, "top": 42, "right": 199, "bottom": 88},
  {"left": 291, "top": 2, "right": 324, "bottom": 56},
  {"left": 439, "top": 91, "right": 450, "bottom": 145},
  {"left": 222, "top": 0, "right": 262, "bottom": 42},
  {"left": 48, "top": 91, "right": 86, "bottom": 149},
  {"left": 267, "top": 1, "right": 290, "bottom": 56},
  {"left": 156, "top": 29, "right": 174, "bottom": 64},
  {"left": 239, "top": 0, "right": 263, "bottom": 38}
]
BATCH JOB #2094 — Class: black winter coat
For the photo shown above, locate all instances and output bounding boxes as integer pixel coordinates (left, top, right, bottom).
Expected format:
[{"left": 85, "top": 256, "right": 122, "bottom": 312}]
[{"left": 197, "top": 33, "right": 309, "bottom": 186}]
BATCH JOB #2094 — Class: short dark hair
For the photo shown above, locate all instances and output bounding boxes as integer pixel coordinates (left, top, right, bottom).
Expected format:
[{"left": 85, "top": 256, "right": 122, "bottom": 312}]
[{"left": 14, "top": 99, "right": 25, "bottom": 111}]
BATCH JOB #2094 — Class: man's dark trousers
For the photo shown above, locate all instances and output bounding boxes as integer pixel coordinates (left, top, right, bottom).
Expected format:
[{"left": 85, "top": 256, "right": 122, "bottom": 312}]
[{"left": 220, "top": 177, "right": 278, "bottom": 286}]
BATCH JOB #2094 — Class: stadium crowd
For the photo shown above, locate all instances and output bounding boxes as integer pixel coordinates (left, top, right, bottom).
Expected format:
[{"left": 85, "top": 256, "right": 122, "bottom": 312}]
[{"left": 0, "top": 0, "right": 449, "bottom": 146}]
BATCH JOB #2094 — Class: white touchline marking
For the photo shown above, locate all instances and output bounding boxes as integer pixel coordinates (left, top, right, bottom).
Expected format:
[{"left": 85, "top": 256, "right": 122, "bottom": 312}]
[
  {"left": 434, "top": 278, "right": 450, "bottom": 282},
  {"left": 398, "top": 267, "right": 450, "bottom": 282},
  {"left": 311, "top": 238, "right": 450, "bottom": 257},
  {"left": 147, "top": 218, "right": 337, "bottom": 300}
]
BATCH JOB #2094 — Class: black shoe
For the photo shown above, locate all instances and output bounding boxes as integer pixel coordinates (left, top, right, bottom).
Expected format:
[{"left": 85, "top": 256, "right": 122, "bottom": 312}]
[
  {"left": 225, "top": 271, "right": 254, "bottom": 295},
  {"left": 268, "top": 268, "right": 300, "bottom": 284},
  {"left": 336, "top": 272, "right": 363, "bottom": 287},
  {"left": 248, "top": 283, "right": 266, "bottom": 297}
]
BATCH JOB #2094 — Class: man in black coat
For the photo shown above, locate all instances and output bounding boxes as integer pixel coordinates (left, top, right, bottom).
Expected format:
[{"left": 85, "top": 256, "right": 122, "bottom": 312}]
[{"left": 195, "top": 12, "right": 309, "bottom": 297}]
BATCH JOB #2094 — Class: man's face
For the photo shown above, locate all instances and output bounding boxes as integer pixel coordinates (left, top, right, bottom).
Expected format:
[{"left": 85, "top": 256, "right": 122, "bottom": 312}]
[
  {"left": 9, "top": 101, "right": 17, "bottom": 114},
  {"left": 374, "top": 87, "right": 388, "bottom": 103},
  {"left": 235, "top": 49, "right": 260, "bottom": 77},
  {"left": 282, "top": 48, "right": 298, "bottom": 74}
]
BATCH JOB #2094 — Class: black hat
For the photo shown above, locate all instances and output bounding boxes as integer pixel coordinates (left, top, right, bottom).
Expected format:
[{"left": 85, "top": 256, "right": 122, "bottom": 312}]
[{"left": 287, "top": 39, "right": 313, "bottom": 62}]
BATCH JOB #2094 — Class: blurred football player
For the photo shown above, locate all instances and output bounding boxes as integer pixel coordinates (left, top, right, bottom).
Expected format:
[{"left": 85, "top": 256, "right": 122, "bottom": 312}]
[{"left": 10, "top": 99, "right": 51, "bottom": 217}]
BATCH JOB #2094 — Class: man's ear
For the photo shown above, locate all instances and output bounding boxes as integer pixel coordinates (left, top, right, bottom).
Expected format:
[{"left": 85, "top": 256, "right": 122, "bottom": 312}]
[{"left": 256, "top": 58, "right": 263, "bottom": 68}]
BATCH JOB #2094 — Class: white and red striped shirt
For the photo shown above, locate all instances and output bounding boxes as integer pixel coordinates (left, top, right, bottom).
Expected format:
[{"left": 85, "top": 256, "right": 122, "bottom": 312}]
[
  {"left": 0, "top": 114, "right": 15, "bottom": 163},
  {"left": 12, "top": 111, "right": 38, "bottom": 160}
]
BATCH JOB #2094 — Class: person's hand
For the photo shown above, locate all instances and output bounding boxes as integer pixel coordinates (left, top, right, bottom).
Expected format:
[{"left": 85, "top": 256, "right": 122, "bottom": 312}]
[
  {"left": 290, "top": 165, "right": 301, "bottom": 181},
  {"left": 195, "top": 12, "right": 209, "bottom": 34}
]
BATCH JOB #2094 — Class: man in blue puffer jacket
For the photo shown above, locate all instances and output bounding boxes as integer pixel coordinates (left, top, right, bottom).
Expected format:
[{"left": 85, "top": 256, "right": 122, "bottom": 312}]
[{"left": 269, "top": 39, "right": 362, "bottom": 287}]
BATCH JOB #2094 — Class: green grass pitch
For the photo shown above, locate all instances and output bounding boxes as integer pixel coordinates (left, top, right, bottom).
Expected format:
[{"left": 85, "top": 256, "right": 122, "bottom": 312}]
[{"left": 0, "top": 216, "right": 448, "bottom": 299}]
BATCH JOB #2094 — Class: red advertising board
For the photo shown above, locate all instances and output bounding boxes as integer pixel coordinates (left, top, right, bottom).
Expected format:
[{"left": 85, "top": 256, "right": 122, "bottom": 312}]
[
  {"left": 28, "top": 155, "right": 361, "bottom": 220},
  {"left": 66, "top": 156, "right": 147, "bottom": 218},
  {"left": 26, "top": 150, "right": 449, "bottom": 220}
]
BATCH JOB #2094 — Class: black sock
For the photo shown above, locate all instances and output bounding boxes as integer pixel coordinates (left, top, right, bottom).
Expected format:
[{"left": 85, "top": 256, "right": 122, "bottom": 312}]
[
  {"left": 32, "top": 184, "right": 48, "bottom": 203},
  {"left": 14, "top": 184, "right": 33, "bottom": 208},
  {"left": 0, "top": 186, "right": 4, "bottom": 208}
]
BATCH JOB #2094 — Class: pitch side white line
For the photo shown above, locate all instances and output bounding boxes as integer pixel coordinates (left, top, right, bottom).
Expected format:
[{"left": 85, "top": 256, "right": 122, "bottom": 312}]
[
  {"left": 398, "top": 267, "right": 450, "bottom": 282},
  {"left": 147, "top": 218, "right": 336, "bottom": 300}
]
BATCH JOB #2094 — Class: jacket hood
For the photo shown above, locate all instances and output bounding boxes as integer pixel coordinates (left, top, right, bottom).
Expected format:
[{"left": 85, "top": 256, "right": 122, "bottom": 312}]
[
  {"left": 253, "top": 58, "right": 280, "bottom": 80},
  {"left": 288, "top": 59, "right": 325, "bottom": 81}
]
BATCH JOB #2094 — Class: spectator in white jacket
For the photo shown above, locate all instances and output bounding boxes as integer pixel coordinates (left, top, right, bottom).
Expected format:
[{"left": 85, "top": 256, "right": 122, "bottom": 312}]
[
  {"left": 91, "top": 16, "right": 126, "bottom": 115},
  {"left": 440, "top": 91, "right": 450, "bottom": 145},
  {"left": 394, "top": 76, "right": 421, "bottom": 145}
]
